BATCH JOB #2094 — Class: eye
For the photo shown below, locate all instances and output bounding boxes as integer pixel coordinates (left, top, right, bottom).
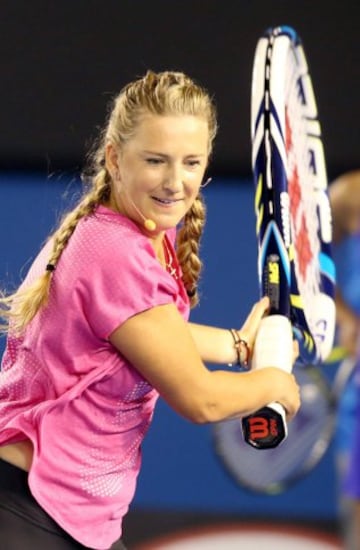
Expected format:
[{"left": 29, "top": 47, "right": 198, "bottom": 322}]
[
  {"left": 186, "top": 159, "right": 201, "bottom": 168},
  {"left": 146, "top": 157, "right": 164, "bottom": 165}
]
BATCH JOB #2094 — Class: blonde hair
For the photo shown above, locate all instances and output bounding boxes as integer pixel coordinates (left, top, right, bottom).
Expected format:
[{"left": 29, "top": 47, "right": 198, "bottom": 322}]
[{"left": 0, "top": 70, "right": 217, "bottom": 333}]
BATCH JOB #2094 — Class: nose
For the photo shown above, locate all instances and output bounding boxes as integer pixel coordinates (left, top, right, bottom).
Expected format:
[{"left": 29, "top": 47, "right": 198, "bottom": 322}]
[{"left": 163, "top": 163, "right": 184, "bottom": 193}]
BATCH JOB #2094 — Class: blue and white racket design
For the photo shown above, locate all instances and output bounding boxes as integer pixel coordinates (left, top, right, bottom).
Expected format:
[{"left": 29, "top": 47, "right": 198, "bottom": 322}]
[{"left": 242, "top": 26, "right": 336, "bottom": 449}]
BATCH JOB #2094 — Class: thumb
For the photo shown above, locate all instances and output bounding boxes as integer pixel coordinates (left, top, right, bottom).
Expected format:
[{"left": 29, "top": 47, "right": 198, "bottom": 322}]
[{"left": 240, "top": 296, "right": 270, "bottom": 344}]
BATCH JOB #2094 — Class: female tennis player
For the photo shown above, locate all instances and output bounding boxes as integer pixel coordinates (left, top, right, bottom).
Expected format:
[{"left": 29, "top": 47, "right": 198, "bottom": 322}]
[{"left": 0, "top": 70, "right": 300, "bottom": 550}]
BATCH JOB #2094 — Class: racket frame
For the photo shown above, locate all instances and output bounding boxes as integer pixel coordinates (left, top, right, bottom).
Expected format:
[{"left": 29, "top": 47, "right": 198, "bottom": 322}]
[{"left": 242, "top": 25, "right": 336, "bottom": 449}]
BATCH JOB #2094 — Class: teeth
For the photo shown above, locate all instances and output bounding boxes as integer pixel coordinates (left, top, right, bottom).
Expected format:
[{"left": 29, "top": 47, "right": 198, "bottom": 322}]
[{"left": 155, "top": 198, "right": 173, "bottom": 204}]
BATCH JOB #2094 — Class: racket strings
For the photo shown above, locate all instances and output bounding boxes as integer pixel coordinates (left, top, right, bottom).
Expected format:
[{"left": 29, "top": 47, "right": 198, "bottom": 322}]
[
  {"left": 213, "top": 368, "right": 334, "bottom": 493},
  {"left": 284, "top": 46, "right": 322, "bottom": 333},
  {"left": 252, "top": 26, "right": 335, "bottom": 363}
]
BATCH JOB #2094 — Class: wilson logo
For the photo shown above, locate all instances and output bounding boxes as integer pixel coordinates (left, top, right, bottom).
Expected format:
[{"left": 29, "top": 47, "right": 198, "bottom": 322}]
[
  {"left": 248, "top": 417, "right": 270, "bottom": 440},
  {"left": 248, "top": 417, "right": 280, "bottom": 440}
]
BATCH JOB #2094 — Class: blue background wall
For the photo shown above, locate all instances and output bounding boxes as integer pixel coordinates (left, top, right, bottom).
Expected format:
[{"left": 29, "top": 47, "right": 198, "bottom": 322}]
[{"left": 0, "top": 172, "right": 339, "bottom": 526}]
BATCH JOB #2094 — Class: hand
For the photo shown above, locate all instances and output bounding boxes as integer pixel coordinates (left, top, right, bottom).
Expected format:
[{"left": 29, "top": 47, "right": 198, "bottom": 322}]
[
  {"left": 237, "top": 297, "right": 270, "bottom": 356},
  {"left": 277, "top": 372, "right": 301, "bottom": 421},
  {"left": 278, "top": 371, "right": 301, "bottom": 421},
  {"left": 292, "top": 339, "right": 299, "bottom": 364},
  {"left": 260, "top": 367, "right": 301, "bottom": 421}
]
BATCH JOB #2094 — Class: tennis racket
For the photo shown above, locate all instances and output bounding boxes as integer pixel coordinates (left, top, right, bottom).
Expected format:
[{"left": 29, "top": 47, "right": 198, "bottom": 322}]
[
  {"left": 242, "top": 26, "right": 336, "bottom": 449},
  {"left": 213, "top": 353, "right": 356, "bottom": 494}
]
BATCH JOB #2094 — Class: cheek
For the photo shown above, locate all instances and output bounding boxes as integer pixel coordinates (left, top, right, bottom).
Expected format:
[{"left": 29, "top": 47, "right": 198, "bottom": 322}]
[
  {"left": 123, "top": 169, "right": 154, "bottom": 194},
  {"left": 186, "top": 183, "right": 201, "bottom": 201},
  {"left": 186, "top": 172, "right": 204, "bottom": 194}
]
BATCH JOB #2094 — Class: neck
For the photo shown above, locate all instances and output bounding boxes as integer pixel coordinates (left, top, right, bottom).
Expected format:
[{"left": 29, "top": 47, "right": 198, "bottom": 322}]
[{"left": 150, "top": 233, "right": 166, "bottom": 264}]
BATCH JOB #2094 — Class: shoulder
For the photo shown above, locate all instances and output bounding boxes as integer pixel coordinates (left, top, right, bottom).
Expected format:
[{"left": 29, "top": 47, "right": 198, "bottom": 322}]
[{"left": 73, "top": 205, "right": 156, "bottom": 264}]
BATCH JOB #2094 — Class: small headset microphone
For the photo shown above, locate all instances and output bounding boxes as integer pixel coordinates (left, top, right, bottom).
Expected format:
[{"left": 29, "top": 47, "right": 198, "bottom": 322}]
[
  {"left": 144, "top": 218, "right": 157, "bottom": 231},
  {"left": 127, "top": 194, "right": 157, "bottom": 231}
]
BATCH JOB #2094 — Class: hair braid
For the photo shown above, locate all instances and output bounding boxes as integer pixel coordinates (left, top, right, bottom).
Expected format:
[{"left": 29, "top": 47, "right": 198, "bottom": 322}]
[
  {"left": 176, "top": 194, "right": 206, "bottom": 308},
  {"left": 0, "top": 70, "right": 218, "bottom": 331},
  {"left": 48, "top": 171, "right": 110, "bottom": 266},
  {"left": 0, "top": 170, "right": 110, "bottom": 333}
]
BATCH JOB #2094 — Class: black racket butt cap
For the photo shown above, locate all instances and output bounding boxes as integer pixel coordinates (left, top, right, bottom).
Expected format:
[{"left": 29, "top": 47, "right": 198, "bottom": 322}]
[{"left": 242, "top": 406, "right": 287, "bottom": 449}]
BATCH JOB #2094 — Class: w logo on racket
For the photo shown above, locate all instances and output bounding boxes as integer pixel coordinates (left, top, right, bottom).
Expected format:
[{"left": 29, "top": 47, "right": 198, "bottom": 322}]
[
  {"left": 247, "top": 417, "right": 270, "bottom": 439},
  {"left": 242, "top": 406, "right": 287, "bottom": 449}
]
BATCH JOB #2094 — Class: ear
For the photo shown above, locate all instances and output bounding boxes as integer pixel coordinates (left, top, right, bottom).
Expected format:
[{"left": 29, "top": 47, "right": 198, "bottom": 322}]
[{"left": 105, "top": 142, "right": 121, "bottom": 180}]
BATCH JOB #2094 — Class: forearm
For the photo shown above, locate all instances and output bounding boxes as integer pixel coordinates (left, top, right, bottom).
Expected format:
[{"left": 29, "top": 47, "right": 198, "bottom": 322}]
[
  {"left": 188, "top": 299, "right": 269, "bottom": 365},
  {"left": 188, "top": 322, "right": 237, "bottom": 364},
  {"left": 189, "top": 367, "right": 292, "bottom": 423},
  {"left": 109, "top": 304, "right": 299, "bottom": 425}
]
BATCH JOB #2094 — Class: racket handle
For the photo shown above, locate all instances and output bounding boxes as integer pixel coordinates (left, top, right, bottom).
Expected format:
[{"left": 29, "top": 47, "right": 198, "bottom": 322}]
[{"left": 242, "top": 315, "right": 293, "bottom": 449}]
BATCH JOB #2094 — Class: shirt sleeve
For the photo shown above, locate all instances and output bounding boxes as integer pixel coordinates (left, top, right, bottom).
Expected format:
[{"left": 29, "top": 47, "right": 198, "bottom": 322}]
[{"left": 74, "top": 227, "right": 179, "bottom": 339}]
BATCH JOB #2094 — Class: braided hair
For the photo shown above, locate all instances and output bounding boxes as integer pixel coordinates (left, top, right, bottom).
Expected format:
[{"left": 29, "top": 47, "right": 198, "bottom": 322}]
[{"left": 0, "top": 70, "right": 217, "bottom": 332}]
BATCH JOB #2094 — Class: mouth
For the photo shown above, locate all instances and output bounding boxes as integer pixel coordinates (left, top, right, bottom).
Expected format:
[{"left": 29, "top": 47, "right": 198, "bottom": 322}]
[{"left": 151, "top": 197, "right": 182, "bottom": 205}]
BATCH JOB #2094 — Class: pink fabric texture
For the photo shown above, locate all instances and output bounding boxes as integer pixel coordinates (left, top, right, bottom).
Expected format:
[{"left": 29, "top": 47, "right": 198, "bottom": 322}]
[{"left": 0, "top": 206, "right": 190, "bottom": 549}]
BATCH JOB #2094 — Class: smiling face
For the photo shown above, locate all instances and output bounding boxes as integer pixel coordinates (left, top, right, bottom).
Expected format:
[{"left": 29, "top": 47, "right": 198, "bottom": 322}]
[{"left": 106, "top": 114, "right": 209, "bottom": 236}]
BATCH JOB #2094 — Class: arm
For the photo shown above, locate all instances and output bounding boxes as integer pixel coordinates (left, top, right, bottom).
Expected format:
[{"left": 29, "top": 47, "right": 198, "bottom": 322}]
[
  {"left": 187, "top": 298, "right": 268, "bottom": 364},
  {"left": 334, "top": 287, "right": 360, "bottom": 357},
  {"left": 329, "top": 170, "right": 360, "bottom": 243},
  {"left": 329, "top": 170, "right": 360, "bottom": 356},
  {"left": 109, "top": 301, "right": 300, "bottom": 424}
]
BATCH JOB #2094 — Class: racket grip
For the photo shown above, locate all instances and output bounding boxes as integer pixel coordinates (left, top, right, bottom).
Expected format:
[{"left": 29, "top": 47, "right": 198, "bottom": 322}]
[{"left": 242, "top": 315, "right": 293, "bottom": 449}]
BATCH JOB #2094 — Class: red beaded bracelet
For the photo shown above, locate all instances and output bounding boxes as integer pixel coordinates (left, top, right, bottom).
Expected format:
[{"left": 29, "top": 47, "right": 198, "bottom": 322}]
[{"left": 228, "top": 329, "right": 250, "bottom": 367}]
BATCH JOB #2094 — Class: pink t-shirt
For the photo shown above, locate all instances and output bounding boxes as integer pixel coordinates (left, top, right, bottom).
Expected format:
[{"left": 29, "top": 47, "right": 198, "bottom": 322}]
[{"left": 0, "top": 205, "right": 190, "bottom": 549}]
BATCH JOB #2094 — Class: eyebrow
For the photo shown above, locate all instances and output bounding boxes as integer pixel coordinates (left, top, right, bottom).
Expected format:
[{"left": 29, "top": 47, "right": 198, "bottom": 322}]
[{"left": 142, "top": 150, "right": 206, "bottom": 158}]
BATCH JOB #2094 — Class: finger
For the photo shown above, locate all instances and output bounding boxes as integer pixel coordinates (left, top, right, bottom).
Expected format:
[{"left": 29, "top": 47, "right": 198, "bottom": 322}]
[
  {"left": 292, "top": 340, "right": 299, "bottom": 360},
  {"left": 242, "top": 297, "right": 270, "bottom": 333},
  {"left": 258, "top": 296, "right": 270, "bottom": 312}
]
